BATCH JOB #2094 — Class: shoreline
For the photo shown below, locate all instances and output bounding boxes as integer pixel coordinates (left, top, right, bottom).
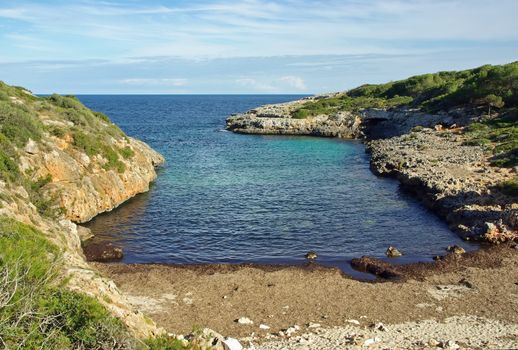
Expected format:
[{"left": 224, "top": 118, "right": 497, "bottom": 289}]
[{"left": 94, "top": 243, "right": 518, "bottom": 348}]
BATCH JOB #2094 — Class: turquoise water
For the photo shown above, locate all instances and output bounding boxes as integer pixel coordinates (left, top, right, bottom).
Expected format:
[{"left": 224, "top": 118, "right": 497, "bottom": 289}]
[{"left": 79, "top": 95, "right": 474, "bottom": 276}]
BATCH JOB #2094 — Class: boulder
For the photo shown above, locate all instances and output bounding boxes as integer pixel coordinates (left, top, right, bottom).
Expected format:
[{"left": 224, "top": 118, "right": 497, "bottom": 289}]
[
  {"left": 385, "top": 246, "right": 403, "bottom": 257},
  {"left": 83, "top": 242, "right": 123, "bottom": 262}
]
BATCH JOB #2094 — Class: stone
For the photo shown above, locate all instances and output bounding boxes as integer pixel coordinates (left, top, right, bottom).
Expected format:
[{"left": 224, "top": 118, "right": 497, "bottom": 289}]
[
  {"left": 347, "top": 319, "right": 360, "bottom": 325},
  {"left": 441, "top": 340, "right": 460, "bottom": 349},
  {"left": 236, "top": 317, "right": 253, "bottom": 325},
  {"left": 24, "top": 139, "right": 39, "bottom": 154},
  {"left": 83, "top": 242, "right": 123, "bottom": 262},
  {"left": 259, "top": 324, "right": 270, "bottom": 330},
  {"left": 447, "top": 245, "right": 466, "bottom": 255},
  {"left": 305, "top": 251, "right": 318, "bottom": 260},
  {"left": 385, "top": 246, "right": 403, "bottom": 257},
  {"left": 428, "top": 339, "right": 440, "bottom": 347},
  {"left": 222, "top": 337, "right": 243, "bottom": 350},
  {"left": 369, "top": 322, "right": 387, "bottom": 331},
  {"left": 363, "top": 337, "right": 380, "bottom": 346},
  {"left": 307, "top": 322, "right": 321, "bottom": 328}
]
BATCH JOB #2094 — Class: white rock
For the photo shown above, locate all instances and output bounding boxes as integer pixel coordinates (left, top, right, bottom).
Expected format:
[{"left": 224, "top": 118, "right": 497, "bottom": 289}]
[
  {"left": 307, "top": 322, "right": 321, "bottom": 328},
  {"left": 259, "top": 324, "right": 270, "bottom": 330},
  {"left": 363, "top": 337, "right": 380, "bottom": 346},
  {"left": 222, "top": 337, "right": 243, "bottom": 350},
  {"left": 24, "top": 139, "right": 39, "bottom": 154},
  {"left": 236, "top": 317, "right": 254, "bottom": 325},
  {"left": 347, "top": 319, "right": 360, "bottom": 325},
  {"left": 442, "top": 340, "right": 460, "bottom": 349}
]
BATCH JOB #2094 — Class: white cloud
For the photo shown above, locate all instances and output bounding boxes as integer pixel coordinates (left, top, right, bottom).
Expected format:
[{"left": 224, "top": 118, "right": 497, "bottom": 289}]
[
  {"left": 279, "top": 76, "right": 307, "bottom": 90},
  {"left": 235, "top": 75, "right": 307, "bottom": 92}
]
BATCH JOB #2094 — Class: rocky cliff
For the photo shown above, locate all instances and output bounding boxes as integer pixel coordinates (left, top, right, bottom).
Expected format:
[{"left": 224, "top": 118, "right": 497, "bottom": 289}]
[{"left": 0, "top": 83, "right": 164, "bottom": 339}]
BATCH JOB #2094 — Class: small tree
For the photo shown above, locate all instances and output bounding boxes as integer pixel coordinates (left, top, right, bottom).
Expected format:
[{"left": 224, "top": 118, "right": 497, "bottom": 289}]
[{"left": 478, "top": 94, "right": 504, "bottom": 116}]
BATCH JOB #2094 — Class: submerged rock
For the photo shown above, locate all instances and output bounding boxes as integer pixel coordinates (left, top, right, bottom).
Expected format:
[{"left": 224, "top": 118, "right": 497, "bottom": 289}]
[
  {"left": 305, "top": 251, "right": 318, "bottom": 260},
  {"left": 385, "top": 246, "right": 403, "bottom": 257}
]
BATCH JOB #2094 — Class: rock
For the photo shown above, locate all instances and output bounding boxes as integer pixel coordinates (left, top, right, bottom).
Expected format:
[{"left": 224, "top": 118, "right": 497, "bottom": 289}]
[
  {"left": 222, "top": 337, "right": 243, "bottom": 350},
  {"left": 283, "top": 325, "right": 300, "bottom": 336},
  {"left": 307, "top": 322, "right": 321, "bottom": 328},
  {"left": 24, "top": 139, "right": 39, "bottom": 154},
  {"left": 259, "top": 324, "right": 270, "bottom": 330},
  {"left": 305, "top": 251, "right": 318, "bottom": 260},
  {"left": 441, "top": 340, "right": 460, "bottom": 349},
  {"left": 83, "top": 242, "right": 123, "bottom": 262},
  {"left": 346, "top": 319, "right": 360, "bottom": 325},
  {"left": 236, "top": 317, "right": 253, "bottom": 325},
  {"left": 369, "top": 322, "right": 387, "bottom": 331},
  {"left": 385, "top": 246, "right": 403, "bottom": 257},
  {"left": 76, "top": 225, "right": 94, "bottom": 242},
  {"left": 351, "top": 256, "right": 401, "bottom": 279},
  {"left": 447, "top": 245, "right": 466, "bottom": 255},
  {"left": 363, "top": 337, "right": 380, "bottom": 346},
  {"left": 428, "top": 338, "right": 440, "bottom": 347}
]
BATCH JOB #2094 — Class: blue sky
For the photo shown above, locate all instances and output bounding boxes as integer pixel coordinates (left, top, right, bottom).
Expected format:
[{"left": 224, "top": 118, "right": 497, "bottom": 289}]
[{"left": 0, "top": 0, "right": 517, "bottom": 94}]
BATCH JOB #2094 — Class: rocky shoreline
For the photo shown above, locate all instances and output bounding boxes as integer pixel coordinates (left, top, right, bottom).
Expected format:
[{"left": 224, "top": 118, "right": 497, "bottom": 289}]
[{"left": 226, "top": 99, "right": 517, "bottom": 243}]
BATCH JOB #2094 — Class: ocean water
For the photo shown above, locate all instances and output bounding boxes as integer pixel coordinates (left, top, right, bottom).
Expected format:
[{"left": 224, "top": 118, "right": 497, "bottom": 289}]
[{"left": 79, "top": 95, "right": 474, "bottom": 276}]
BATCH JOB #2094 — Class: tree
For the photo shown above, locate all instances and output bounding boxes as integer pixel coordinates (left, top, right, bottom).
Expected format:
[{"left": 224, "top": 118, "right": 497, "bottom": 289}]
[{"left": 477, "top": 94, "right": 504, "bottom": 116}]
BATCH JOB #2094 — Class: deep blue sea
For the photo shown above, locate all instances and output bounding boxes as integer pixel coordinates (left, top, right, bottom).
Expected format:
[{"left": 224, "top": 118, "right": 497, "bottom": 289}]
[{"left": 79, "top": 95, "right": 474, "bottom": 277}]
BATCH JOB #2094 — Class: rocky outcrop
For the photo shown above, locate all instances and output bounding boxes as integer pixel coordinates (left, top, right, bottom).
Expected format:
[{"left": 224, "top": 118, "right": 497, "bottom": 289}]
[
  {"left": 226, "top": 99, "right": 475, "bottom": 140},
  {"left": 21, "top": 136, "right": 164, "bottom": 223},
  {"left": 368, "top": 129, "right": 517, "bottom": 241},
  {"left": 227, "top": 111, "right": 363, "bottom": 138}
]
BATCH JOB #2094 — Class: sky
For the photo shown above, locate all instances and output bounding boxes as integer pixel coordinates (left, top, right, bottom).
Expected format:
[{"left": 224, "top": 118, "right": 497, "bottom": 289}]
[{"left": 0, "top": 0, "right": 517, "bottom": 94}]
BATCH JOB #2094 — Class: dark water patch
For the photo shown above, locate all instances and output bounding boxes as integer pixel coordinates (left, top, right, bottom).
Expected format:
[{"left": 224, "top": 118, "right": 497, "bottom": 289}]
[{"left": 79, "top": 95, "right": 476, "bottom": 276}]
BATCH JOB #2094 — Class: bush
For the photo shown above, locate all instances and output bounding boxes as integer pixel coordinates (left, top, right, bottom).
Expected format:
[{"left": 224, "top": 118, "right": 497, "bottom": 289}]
[
  {"left": 0, "top": 101, "right": 43, "bottom": 147},
  {"left": 120, "top": 146, "right": 135, "bottom": 159}
]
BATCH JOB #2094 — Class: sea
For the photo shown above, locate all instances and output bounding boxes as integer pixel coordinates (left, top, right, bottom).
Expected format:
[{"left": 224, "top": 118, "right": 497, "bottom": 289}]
[{"left": 78, "top": 95, "right": 474, "bottom": 278}]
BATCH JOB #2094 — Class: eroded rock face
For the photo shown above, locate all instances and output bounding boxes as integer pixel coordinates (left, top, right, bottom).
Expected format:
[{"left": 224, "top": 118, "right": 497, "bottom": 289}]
[
  {"left": 369, "top": 130, "right": 517, "bottom": 241},
  {"left": 21, "top": 137, "right": 164, "bottom": 223},
  {"left": 227, "top": 111, "right": 363, "bottom": 138}
]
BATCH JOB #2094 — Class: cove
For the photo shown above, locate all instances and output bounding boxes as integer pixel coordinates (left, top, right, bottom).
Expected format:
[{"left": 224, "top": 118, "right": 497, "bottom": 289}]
[{"left": 79, "top": 95, "right": 475, "bottom": 277}]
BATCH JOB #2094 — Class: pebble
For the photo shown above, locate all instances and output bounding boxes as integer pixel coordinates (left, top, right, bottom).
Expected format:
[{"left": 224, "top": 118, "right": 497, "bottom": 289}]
[
  {"left": 347, "top": 319, "right": 360, "bottom": 325},
  {"left": 236, "top": 317, "right": 254, "bottom": 325},
  {"left": 259, "top": 324, "right": 270, "bottom": 330},
  {"left": 369, "top": 322, "right": 387, "bottom": 331},
  {"left": 363, "top": 337, "right": 380, "bottom": 346},
  {"left": 307, "top": 322, "right": 321, "bottom": 328}
]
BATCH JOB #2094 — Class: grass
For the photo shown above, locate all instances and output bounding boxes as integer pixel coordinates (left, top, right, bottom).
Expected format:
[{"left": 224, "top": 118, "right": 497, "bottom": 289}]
[
  {"left": 0, "top": 217, "right": 141, "bottom": 349},
  {"left": 0, "top": 217, "right": 207, "bottom": 349}
]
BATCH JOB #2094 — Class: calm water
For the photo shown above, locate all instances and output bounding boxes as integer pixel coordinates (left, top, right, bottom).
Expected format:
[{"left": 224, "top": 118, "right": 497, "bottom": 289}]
[{"left": 79, "top": 95, "right": 474, "bottom": 276}]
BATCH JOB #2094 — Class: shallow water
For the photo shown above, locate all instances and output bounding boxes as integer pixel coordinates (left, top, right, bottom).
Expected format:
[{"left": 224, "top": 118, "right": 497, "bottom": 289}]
[{"left": 79, "top": 95, "right": 475, "bottom": 277}]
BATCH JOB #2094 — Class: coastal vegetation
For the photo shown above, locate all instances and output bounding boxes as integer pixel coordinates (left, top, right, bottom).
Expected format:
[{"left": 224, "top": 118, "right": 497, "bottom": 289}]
[
  {"left": 0, "top": 217, "right": 135, "bottom": 349},
  {"left": 292, "top": 61, "right": 517, "bottom": 118},
  {"left": 291, "top": 61, "right": 517, "bottom": 167}
]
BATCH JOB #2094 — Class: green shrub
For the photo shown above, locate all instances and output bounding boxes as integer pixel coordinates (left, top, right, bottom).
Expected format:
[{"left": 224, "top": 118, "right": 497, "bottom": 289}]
[
  {"left": 0, "top": 101, "right": 43, "bottom": 147},
  {"left": 292, "top": 109, "right": 310, "bottom": 119},
  {"left": 120, "top": 146, "right": 135, "bottom": 159}
]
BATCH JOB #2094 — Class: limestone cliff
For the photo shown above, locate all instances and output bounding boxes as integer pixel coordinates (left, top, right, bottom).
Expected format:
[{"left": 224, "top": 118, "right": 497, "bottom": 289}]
[{"left": 0, "top": 82, "right": 164, "bottom": 338}]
